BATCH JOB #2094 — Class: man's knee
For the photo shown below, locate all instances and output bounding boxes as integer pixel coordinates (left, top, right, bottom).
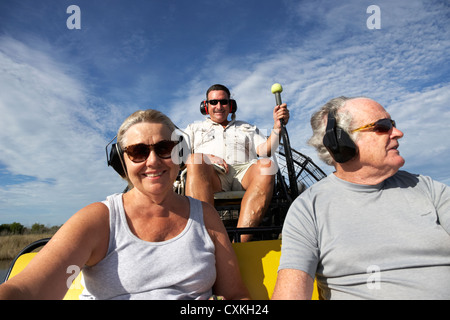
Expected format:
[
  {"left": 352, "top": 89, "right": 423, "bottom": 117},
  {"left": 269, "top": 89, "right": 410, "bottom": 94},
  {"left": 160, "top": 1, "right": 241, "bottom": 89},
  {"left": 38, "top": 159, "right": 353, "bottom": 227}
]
[
  {"left": 186, "top": 153, "right": 209, "bottom": 166},
  {"left": 185, "top": 154, "right": 221, "bottom": 190},
  {"left": 186, "top": 154, "right": 214, "bottom": 175},
  {"left": 256, "top": 158, "right": 278, "bottom": 177},
  {"left": 242, "top": 160, "right": 275, "bottom": 190},
  {"left": 255, "top": 160, "right": 277, "bottom": 183}
]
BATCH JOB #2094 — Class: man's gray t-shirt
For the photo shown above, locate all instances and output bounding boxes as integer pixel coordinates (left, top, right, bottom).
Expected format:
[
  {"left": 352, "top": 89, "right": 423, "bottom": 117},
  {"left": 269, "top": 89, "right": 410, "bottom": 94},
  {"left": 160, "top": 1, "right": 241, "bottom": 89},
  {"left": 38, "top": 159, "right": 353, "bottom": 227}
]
[{"left": 279, "top": 171, "right": 450, "bottom": 299}]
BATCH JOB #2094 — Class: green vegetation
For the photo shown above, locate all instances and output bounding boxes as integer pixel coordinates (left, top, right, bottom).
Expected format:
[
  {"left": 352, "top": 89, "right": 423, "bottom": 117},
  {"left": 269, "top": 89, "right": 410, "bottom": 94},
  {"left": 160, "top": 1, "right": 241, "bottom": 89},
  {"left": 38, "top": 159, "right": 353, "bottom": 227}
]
[
  {"left": 0, "top": 222, "right": 60, "bottom": 236},
  {"left": 0, "top": 223, "right": 60, "bottom": 261},
  {"left": 0, "top": 234, "right": 56, "bottom": 260}
]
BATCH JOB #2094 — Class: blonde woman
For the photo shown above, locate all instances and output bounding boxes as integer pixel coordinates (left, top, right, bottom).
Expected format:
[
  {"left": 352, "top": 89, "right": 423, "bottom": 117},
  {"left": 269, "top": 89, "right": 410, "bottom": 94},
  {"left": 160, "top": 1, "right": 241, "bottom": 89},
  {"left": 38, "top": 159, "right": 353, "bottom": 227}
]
[{"left": 0, "top": 109, "right": 249, "bottom": 300}]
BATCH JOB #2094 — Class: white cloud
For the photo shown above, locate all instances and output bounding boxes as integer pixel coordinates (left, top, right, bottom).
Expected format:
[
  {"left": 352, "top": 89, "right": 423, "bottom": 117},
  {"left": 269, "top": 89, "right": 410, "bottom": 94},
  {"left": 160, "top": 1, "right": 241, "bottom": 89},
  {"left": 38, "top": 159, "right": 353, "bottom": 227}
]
[
  {"left": 168, "top": 0, "right": 450, "bottom": 185},
  {"left": 0, "top": 36, "right": 126, "bottom": 226},
  {"left": 388, "top": 85, "right": 450, "bottom": 184},
  {"left": 0, "top": 0, "right": 448, "bottom": 227}
]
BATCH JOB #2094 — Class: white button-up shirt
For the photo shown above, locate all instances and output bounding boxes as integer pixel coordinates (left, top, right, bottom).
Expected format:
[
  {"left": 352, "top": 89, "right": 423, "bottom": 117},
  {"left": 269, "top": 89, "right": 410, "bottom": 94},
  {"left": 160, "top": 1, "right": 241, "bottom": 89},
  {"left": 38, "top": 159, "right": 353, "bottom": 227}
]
[{"left": 185, "top": 118, "right": 267, "bottom": 165}]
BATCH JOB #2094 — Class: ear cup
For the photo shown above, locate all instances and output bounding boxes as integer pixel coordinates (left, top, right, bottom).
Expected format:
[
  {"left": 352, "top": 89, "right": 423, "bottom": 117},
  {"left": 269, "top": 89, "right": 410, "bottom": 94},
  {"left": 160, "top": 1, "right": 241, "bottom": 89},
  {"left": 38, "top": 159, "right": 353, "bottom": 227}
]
[
  {"left": 229, "top": 99, "right": 237, "bottom": 113},
  {"left": 108, "top": 143, "right": 127, "bottom": 178},
  {"left": 200, "top": 101, "right": 208, "bottom": 115},
  {"left": 323, "top": 112, "right": 357, "bottom": 163}
]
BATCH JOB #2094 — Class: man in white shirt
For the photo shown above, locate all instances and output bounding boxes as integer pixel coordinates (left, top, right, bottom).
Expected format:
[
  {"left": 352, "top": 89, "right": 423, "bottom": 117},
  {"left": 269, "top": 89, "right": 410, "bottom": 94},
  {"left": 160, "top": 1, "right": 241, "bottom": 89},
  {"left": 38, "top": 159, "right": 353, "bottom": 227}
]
[{"left": 185, "top": 84, "right": 289, "bottom": 242}]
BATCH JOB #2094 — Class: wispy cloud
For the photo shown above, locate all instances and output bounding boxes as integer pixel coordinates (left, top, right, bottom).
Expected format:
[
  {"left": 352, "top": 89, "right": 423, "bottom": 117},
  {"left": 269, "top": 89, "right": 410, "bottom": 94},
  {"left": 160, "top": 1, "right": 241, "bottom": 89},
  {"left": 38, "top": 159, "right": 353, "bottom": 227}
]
[
  {"left": 0, "top": 36, "right": 126, "bottom": 225},
  {"left": 0, "top": 0, "right": 448, "bottom": 227},
  {"left": 169, "top": 0, "right": 450, "bottom": 183}
]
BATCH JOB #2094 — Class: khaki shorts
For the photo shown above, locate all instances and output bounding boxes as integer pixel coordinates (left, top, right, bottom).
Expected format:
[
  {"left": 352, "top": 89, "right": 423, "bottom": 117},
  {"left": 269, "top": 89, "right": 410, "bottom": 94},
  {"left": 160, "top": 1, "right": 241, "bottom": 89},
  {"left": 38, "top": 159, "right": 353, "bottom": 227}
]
[{"left": 217, "top": 160, "right": 258, "bottom": 192}]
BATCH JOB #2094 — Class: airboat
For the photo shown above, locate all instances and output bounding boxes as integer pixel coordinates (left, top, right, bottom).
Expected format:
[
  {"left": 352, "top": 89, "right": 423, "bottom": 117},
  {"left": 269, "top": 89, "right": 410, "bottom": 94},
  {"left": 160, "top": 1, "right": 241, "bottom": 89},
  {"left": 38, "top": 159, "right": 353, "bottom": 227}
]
[{"left": 3, "top": 84, "right": 326, "bottom": 299}]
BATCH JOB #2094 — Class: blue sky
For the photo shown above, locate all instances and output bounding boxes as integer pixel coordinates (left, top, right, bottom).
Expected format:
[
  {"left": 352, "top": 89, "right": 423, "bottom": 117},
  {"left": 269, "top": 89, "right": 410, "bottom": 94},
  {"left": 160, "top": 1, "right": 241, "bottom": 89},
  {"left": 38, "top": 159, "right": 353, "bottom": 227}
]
[{"left": 0, "top": 0, "right": 449, "bottom": 226}]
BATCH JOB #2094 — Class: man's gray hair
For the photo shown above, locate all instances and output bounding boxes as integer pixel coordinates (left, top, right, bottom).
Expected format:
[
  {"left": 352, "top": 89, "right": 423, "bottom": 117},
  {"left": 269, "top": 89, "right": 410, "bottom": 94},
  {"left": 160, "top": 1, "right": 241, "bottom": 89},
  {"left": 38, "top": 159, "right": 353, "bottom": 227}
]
[{"left": 308, "top": 96, "right": 363, "bottom": 166}]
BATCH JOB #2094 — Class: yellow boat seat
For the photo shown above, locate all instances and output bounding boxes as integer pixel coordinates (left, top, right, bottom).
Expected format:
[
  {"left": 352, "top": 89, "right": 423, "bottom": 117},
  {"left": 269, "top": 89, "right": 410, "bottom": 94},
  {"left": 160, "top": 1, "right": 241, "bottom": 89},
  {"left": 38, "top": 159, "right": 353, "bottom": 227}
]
[
  {"left": 232, "top": 239, "right": 319, "bottom": 300},
  {"left": 5, "top": 252, "right": 84, "bottom": 300},
  {"left": 6, "top": 239, "right": 318, "bottom": 300}
]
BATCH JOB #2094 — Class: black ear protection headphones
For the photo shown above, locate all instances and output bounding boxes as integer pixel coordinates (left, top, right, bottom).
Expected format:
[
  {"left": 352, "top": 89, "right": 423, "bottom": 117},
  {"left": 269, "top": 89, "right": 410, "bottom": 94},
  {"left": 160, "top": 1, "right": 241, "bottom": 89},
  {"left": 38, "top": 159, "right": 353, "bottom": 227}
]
[
  {"left": 106, "top": 140, "right": 127, "bottom": 178},
  {"left": 322, "top": 111, "right": 357, "bottom": 163},
  {"left": 200, "top": 99, "right": 237, "bottom": 115},
  {"left": 106, "top": 129, "right": 190, "bottom": 178}
]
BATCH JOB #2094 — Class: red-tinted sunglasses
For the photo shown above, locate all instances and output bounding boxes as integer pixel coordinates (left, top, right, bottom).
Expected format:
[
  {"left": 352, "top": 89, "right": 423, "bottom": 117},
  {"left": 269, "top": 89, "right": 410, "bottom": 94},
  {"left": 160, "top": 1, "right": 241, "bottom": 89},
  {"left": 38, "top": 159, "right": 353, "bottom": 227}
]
[{"left": 352, "top": 118, "right": 396, "bottom": 133}]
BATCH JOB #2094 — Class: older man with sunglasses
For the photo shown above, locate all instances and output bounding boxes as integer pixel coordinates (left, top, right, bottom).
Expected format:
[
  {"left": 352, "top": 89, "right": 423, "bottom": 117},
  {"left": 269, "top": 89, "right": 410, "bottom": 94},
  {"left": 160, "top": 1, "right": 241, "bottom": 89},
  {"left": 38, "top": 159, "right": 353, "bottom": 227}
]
[
  {"left": 273, "top": 96, "right": 450, "bottom": 300},
  {"left": 185, "top": 84, "right": 289, "bottom": 242}
]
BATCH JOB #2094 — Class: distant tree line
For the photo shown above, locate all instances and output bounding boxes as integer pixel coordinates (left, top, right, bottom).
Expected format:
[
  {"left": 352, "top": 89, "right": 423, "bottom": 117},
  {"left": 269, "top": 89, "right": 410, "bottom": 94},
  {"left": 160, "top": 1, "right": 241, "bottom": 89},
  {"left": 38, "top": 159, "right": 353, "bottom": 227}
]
[{"left": 0, "top": 222, "right": 60, "bottom": 235}]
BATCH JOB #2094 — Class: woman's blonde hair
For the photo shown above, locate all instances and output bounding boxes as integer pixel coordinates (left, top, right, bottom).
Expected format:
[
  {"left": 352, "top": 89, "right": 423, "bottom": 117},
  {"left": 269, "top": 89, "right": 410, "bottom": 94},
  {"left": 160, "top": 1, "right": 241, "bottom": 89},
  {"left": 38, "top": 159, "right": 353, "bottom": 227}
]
[
  {"left": 117, "top": 109, "right": 177, "bottom": 149},
  {"left": 117, "top": 109, "right": 178, "bottom": 186}
]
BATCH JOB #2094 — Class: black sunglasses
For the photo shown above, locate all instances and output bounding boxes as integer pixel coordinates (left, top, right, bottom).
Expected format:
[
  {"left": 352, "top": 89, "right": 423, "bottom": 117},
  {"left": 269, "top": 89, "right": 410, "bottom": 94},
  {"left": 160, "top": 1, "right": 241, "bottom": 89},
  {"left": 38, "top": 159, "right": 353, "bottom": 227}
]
[
  {"left": 352, "top": 118, "right": 396, "bottom": 133},
  {"left": 207, "top": 99, "right": 229, "bottom": 106},
  {"left": 124, "top": 140, "right": 179, "bottom": 162}
]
